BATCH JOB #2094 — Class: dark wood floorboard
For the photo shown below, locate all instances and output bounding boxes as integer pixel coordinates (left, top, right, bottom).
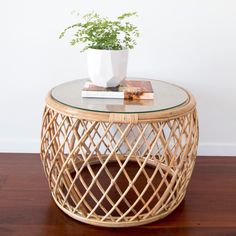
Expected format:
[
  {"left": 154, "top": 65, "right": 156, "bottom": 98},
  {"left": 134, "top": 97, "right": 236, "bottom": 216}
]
[{"left": 0, "top": 153, "right": 236, "bottom": 236}]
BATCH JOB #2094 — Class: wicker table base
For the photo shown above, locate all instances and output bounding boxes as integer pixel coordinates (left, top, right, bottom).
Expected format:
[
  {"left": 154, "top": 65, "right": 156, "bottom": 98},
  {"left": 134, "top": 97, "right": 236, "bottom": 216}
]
[{"left": 40, "top": 89, "right": 198, "bottom": 227}]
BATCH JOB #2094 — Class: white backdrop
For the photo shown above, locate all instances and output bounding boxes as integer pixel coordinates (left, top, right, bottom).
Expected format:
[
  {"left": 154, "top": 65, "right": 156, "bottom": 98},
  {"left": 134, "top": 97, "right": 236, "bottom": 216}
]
[{"left": 0, "top": 0, "right": 236, "bottom": 155}]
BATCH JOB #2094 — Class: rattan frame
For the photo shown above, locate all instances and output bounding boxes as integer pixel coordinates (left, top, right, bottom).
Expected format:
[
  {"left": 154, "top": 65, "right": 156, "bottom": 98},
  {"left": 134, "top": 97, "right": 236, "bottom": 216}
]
[{"left": 40, "top": 89, "right": 198, "bottom": 227}]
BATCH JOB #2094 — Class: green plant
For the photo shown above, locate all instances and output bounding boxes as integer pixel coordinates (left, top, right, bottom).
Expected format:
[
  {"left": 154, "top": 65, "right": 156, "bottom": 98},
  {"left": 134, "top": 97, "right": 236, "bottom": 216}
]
[{"left": 59, "top": 12, "right": 139, "bottom": 51}]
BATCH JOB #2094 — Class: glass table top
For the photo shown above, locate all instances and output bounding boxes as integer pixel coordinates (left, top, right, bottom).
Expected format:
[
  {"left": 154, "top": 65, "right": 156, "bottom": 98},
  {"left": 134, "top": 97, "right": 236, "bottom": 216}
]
[{"left": 51, "top": 78, "right": 189, "bottom": 114}]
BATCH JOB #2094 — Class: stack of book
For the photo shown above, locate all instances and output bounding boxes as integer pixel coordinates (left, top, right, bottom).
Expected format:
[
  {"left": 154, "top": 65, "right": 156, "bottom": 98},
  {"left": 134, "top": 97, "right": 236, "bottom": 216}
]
[{"left": 82, "top": 80, "right": 154, "bottom": 100}]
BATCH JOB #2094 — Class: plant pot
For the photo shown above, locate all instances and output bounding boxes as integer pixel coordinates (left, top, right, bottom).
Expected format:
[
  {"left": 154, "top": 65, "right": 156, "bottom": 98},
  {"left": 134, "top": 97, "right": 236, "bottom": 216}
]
[{"left": 87, "top": 48, "right": 128, "bottom": 87}]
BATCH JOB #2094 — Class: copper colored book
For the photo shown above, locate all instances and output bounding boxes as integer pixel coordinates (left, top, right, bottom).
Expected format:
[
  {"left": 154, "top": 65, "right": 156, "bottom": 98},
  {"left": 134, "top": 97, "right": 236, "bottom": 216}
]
[{"left": 82, "top": 80, "right": 154, "bottom": 100}]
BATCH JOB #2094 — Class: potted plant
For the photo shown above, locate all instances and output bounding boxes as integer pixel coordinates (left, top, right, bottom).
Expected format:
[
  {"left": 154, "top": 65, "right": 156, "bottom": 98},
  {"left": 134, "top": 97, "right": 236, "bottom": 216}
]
[{"left": 59, "top": 12, "right": 139, "bottom": 87}]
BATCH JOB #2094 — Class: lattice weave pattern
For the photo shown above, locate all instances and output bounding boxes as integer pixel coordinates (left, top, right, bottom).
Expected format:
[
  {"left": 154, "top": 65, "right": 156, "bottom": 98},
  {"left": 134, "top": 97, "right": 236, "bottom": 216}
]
[{"left": 40, "top": 106, "right": 198, "bottom": 227}]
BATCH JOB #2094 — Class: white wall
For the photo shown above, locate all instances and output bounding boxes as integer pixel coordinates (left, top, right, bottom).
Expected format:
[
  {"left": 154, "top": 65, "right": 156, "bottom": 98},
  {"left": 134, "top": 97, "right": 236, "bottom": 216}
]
[{"left": 0, "top": 0, "right": 236, "bottom": 155}]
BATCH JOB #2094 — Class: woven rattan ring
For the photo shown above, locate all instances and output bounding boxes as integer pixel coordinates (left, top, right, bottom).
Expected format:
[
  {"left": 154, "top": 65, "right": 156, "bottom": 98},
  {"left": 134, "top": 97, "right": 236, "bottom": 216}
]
[{"left": 40, "top": 88, "right": 198, "bottom": 227}]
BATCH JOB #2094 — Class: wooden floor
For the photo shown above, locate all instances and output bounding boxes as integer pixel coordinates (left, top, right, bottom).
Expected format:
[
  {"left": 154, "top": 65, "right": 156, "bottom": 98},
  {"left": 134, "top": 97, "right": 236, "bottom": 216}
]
[{"left": 0, "top": 154, "right": 236, "bottom": 236}]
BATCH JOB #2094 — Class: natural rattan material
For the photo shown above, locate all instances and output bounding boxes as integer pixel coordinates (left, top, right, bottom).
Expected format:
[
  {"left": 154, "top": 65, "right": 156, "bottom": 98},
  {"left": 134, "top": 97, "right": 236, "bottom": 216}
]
[{"left": 40, "top": 89, "right": 198, "bottom": 227}]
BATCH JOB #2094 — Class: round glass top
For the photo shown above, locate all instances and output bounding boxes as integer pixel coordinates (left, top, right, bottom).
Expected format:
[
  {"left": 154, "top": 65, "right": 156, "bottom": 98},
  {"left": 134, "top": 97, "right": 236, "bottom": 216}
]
[{"left": 51, "top": 78, "right": 189, "bottom": 114}]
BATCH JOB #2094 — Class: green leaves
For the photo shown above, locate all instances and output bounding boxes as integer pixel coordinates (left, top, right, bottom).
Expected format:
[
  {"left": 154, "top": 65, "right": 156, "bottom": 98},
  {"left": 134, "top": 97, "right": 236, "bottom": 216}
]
[
  {"left": 117, "top": 12, "right": 138, "bottom": 20},
  {"left": 59, "top": 12, "right": 139, "bottom": 52}
]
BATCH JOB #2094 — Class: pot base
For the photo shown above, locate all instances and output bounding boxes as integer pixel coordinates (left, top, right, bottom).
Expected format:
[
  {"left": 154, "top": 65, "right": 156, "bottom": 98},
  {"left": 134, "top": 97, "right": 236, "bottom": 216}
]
[{"left": 91, "top": 77, "right": 125, "bottom": 88}]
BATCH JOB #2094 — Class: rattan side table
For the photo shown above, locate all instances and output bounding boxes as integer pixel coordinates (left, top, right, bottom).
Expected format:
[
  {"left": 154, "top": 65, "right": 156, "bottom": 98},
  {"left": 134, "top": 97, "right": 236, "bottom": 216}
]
[{"left": 40, "top": 78, "right": 199, "bottom": 227}]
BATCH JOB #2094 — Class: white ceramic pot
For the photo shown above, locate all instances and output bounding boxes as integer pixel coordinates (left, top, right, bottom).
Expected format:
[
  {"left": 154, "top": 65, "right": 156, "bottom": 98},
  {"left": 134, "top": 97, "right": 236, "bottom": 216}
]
[{"left": 87, "top": 48, "right": 128, "bottom": 87}]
